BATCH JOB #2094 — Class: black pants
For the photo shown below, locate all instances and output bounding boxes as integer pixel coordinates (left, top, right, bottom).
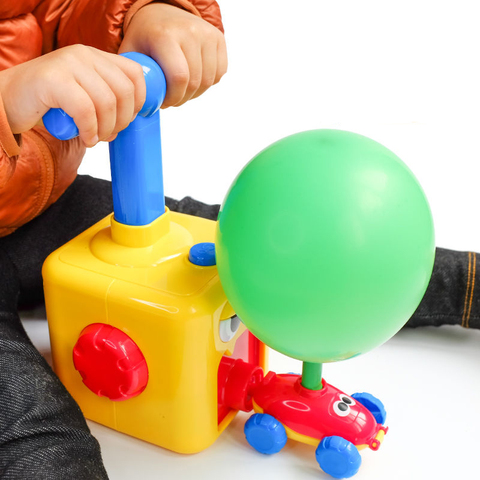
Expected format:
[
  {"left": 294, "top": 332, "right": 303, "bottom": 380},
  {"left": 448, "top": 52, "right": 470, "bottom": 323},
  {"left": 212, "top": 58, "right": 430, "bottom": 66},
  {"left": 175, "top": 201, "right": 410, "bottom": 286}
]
[{"left": 0, "top": 175, "right": 478, "bottom": 478}]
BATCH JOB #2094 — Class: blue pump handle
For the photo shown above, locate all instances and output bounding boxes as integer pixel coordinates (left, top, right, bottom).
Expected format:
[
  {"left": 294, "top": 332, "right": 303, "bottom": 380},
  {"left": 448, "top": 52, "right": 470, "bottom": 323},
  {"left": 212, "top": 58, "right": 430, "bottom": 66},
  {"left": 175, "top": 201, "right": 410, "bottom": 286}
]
[{"left": 43, "top": 52, "right": 167, "bottom": 226}]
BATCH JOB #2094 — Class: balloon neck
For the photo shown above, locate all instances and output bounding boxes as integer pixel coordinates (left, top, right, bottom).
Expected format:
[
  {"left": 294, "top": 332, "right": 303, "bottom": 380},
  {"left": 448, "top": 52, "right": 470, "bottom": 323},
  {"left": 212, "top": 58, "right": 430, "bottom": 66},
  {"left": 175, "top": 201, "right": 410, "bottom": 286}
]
[{"left": 301, "top": 361, "right": 323, "bottom": 390}]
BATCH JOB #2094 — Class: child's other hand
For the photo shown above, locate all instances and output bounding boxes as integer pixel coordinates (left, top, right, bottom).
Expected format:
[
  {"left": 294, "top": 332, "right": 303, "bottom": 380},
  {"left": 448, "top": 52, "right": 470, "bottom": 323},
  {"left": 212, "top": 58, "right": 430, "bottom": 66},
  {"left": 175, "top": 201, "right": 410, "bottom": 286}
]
[
  {"left": 0, "top": 45, "right": 146, "bottom": 147},
  {"left": 119, "top": 2, "right": 227, "bottom": 108}
]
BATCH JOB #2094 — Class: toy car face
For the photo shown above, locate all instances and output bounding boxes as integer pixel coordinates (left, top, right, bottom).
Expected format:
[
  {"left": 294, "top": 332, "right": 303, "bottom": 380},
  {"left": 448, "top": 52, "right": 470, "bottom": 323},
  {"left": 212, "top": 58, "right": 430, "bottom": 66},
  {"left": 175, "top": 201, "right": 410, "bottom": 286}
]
[{"left": 251, "top": 372, "right": 386, "bottom": 449}]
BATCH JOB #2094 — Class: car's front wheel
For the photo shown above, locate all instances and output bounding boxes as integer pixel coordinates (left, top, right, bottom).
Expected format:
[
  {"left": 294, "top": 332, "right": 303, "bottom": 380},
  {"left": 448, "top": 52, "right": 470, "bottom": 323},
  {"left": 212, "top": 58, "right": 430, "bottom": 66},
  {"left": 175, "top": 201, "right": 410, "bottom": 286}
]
[{"left": 315, "top": 435, "right": 361, "bottom": 478}]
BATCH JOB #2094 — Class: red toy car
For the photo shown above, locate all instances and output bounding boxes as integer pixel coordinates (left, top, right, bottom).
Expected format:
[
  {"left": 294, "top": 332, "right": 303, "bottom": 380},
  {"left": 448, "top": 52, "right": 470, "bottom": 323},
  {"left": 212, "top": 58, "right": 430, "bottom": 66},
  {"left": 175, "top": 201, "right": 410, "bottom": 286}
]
[{"left": 220, "top": 359, "right": 387, "bottom": 479}]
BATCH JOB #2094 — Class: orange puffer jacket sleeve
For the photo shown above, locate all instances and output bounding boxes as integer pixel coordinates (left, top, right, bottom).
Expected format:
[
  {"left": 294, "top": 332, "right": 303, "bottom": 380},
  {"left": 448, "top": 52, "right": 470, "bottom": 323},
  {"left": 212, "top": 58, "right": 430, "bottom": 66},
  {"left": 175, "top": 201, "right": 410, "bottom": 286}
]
[{"left": 0, "top": 0, "right": 223, "bottom": 238}]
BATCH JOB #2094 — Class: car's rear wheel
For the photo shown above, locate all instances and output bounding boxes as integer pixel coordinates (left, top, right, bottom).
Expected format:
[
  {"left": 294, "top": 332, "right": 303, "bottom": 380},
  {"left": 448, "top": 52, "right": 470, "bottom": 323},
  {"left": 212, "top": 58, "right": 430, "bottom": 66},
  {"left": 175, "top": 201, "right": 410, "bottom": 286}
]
[{"left": 351, "top": 392, "right": 387, "bottom": 424}]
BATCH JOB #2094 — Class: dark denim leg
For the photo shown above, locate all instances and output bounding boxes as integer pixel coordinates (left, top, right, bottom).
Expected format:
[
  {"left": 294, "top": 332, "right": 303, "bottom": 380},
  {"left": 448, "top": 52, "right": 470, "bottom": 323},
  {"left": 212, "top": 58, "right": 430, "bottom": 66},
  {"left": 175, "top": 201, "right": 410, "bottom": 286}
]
[
  {"left": 0, "top": 250, "right": 108, "bottom": 479},
  {"left": 165, "top": 195, "right": 220, "bottom": 221},
  {"left": 0, "top": 176, "right": 114, "bottom": 478},
  {"left": 407, "top": 247, "right": 480, "bottom": 329}
]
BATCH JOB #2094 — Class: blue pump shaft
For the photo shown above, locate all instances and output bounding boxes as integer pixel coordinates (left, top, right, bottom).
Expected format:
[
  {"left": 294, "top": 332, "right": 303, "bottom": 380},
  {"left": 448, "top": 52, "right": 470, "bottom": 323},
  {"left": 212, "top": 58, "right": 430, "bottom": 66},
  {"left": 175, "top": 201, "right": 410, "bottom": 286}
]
[{"left": 109, "top": 113, "right": 164, "bottom": 225}]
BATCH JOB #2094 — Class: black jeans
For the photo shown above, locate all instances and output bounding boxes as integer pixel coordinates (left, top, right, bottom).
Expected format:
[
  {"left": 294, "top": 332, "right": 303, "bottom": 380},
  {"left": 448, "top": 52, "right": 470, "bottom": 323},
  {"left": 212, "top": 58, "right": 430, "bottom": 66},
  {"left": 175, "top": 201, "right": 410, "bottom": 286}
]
[
  {"left": 0, "top": 175, "right": 478, "bottom": 478},
  {"left": 408, "top": 248, "right": 480, "bottom": 329}
]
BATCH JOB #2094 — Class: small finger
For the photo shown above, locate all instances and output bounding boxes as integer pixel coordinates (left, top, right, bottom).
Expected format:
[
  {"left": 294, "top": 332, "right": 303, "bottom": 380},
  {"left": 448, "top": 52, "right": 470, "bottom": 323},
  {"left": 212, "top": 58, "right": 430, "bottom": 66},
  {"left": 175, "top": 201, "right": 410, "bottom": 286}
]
[
  {"left": 191, "top": 42, "right": 217, "bottom": 100},
  {"left": 54, "top": 81, "right": 98, "bottom": 147},
  {"left": 75, "top": 71, "right": 117, "bottom": 141},
  {"left": 174, "top": 42, "right": 202, "bottom": 106},
  {"left": 94, "top": 62, "right": 137, "bottom": 134},
  {"left": 215, "top": 35, "right": 228, "bottom": 84}
]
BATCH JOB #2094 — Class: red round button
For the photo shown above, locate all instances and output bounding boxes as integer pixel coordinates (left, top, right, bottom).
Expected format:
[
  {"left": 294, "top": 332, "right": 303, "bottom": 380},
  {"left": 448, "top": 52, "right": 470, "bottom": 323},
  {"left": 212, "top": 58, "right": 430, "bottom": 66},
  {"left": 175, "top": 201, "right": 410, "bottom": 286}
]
[{"left": 73, "top": 323, "right": 148, "bottom": 401}]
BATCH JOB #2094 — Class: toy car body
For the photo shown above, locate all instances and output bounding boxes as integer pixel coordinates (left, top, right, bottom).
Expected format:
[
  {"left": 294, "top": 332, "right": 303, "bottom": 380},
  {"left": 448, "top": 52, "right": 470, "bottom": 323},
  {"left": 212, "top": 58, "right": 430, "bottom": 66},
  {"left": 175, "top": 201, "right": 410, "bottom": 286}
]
[{"left": 244, "top": 372, "right": 387, "bottom": 478}]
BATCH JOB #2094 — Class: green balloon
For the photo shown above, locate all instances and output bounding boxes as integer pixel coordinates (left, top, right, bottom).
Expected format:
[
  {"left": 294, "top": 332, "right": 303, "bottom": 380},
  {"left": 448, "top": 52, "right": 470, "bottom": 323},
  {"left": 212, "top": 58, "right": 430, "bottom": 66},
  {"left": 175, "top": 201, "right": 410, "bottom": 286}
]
[{"left": 215, "top": 130, "right": 435, "bottom": 363}]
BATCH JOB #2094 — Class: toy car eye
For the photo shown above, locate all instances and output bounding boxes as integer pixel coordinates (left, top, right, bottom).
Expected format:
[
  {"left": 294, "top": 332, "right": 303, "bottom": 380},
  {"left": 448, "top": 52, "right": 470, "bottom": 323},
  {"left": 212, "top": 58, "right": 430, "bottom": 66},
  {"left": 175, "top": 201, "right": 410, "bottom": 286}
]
[
  {"left": 333, "top": 400, "right": 351, "bottom": 417},
  {"left": 340, "top": 395, "right": 355, "bottom": 406},
  {"left": 219, "top": 315, "right": 242, "bottom": 342}
]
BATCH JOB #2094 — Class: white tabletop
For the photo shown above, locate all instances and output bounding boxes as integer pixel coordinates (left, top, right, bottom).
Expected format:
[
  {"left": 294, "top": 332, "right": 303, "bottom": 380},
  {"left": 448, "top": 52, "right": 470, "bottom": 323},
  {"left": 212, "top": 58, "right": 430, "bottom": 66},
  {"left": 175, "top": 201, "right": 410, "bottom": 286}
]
[
  {"left": 23, "top": 309, "right": 480, "bottom": 480},
  {"left": 24, "top": 0, "right": 480, "bottom": 478}
]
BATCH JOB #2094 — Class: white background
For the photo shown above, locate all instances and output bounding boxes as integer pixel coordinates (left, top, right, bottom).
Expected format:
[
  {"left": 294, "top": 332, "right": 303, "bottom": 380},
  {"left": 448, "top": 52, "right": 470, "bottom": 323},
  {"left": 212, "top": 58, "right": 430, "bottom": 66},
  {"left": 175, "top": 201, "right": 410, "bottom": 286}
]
[{"left": 25, "top": 1, "right": 480, "bottom": 479}]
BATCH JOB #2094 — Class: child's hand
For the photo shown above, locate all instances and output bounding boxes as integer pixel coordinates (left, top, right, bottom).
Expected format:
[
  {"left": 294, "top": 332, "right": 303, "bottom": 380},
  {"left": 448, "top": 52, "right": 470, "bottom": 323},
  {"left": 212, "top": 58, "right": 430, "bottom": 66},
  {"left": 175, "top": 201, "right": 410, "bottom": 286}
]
[
  {"left": 0, "top": 45, "right": 146, "bottom": 147},
  {"left": 119, "top": 2, "right": 227, "bottom": 108}
]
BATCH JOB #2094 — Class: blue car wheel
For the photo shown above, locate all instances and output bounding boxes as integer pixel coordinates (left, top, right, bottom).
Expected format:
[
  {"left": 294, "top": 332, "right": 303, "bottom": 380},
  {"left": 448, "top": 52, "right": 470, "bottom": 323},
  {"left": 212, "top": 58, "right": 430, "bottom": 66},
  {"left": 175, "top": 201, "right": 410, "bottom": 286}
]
[
  {"left": 351, "top": 392, "right": 387, "bottom": 425},
  {"left": 316, "top": 436, "right": 361, "bottom": 479},
  {"left": 244, "top": 413, "right": 287, "bottom": 455}
]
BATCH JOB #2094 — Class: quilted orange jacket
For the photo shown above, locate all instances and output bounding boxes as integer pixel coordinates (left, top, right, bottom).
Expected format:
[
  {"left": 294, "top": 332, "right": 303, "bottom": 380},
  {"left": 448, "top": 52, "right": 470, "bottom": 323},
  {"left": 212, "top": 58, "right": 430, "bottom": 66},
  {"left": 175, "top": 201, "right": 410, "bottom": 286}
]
[{"left": 0, "top": 0, "right": 223, "bottom": 237}]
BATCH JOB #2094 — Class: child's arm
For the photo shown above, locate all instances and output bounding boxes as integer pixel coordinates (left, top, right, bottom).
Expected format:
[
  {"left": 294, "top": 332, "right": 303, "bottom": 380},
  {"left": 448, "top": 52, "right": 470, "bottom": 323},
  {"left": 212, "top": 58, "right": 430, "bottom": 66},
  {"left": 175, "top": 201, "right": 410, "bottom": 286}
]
[{"left": 0, "top": 0, "right": 224, "bottom": 237}]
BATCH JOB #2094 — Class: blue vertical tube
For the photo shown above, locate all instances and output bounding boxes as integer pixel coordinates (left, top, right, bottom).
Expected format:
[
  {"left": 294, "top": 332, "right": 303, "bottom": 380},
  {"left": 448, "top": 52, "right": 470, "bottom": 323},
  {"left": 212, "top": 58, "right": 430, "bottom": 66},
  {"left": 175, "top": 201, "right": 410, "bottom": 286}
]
[{"left": 109, "top": 108, "right": 164, "bottom": 225}]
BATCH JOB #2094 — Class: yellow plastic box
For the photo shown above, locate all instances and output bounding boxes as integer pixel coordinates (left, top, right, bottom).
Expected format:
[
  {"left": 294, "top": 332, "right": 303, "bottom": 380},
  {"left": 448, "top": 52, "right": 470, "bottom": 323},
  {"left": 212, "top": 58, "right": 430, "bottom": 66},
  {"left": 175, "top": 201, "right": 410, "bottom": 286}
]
[{"left": 43, "top": 209, "right": 266, "bottom": 454}]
